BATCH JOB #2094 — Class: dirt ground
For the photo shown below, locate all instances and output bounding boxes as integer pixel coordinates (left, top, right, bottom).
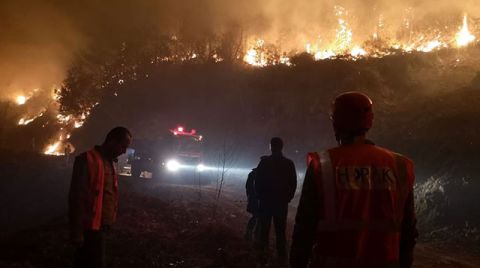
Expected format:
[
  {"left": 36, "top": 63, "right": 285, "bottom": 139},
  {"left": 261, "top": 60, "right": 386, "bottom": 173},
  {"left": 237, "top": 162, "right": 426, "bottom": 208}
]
[{"left": 0, "top": 173, "right": 479, "bottom": 268}]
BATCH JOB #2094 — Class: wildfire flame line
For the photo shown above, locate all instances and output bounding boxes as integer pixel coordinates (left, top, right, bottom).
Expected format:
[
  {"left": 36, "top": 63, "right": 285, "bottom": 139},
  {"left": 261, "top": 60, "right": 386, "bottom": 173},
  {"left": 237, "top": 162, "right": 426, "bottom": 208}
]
[
  {"left": 18, "top": 112, "right": 44, "bottom": 126},
  {"left": 243, "top": 13, "right": 477, "bottom": 66},
  {"left": 44, "top": 140, "right": 62, "bottom": 156},
  {"left": 14, "top": 11, "right": 478, "bottom": 156},
  {"left": 457, "top": 14, "right": 476, "bottom": 47}
]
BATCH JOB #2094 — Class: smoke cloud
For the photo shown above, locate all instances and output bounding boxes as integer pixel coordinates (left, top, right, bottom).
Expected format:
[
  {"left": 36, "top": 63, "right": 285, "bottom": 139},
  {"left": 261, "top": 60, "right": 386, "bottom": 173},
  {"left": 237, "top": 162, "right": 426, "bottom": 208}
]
[{"left": 0, "top": 1, "right": 83, "bottom": 103}]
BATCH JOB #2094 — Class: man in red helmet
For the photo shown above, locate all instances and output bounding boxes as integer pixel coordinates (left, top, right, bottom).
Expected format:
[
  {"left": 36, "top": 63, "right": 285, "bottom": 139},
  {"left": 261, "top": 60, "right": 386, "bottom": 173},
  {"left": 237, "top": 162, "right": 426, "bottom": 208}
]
[{"left": 290, "top": 92, "right": 418, "bottom": 268}]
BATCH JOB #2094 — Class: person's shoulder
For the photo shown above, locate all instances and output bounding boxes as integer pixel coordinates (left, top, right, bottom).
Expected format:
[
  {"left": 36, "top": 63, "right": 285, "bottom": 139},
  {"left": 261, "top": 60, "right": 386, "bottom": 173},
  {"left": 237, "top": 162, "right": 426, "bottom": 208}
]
[
  {"left": 306, "top": 151, "right": 321, "bottom": 167},
  {"left": 74, "top": 151, "right": 88, "bottom": 163},
  {"left": 376, "top": 146, "right": 414, "bottom": 166},
  {"left": 282, "top": 156, "right": 295, "bottom": 165},
  {"left": 394, "top": 152, "right": 414, "bottom": 167},
  {"left": 256, "top": 155, "right": 270, "bottom": 168},
  {"left": 259, "top": 155, "right": 270, "bottom": 162},
  {"left": 395, "top": 153, "right": 413, "bottom": 163}
]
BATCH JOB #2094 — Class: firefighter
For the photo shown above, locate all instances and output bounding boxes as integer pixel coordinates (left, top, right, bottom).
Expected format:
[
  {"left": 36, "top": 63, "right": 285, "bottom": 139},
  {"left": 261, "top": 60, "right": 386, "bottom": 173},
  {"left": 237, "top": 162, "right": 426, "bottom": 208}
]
[
  {"left": 69, "top": 127, "right": 132, "bottom": 268},
  {"left": 255, "top": 137, "right": 297, "bottom": 266},
  {"left": 290, "top": 92, "right": 418, "bottom": 268}
]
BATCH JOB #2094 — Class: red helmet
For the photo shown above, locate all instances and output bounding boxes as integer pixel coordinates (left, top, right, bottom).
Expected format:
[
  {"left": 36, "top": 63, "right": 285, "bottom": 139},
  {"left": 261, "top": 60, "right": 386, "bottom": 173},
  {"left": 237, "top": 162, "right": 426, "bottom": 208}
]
[{"left": 331, "top": 92, "right": 374, "bottom": 137}]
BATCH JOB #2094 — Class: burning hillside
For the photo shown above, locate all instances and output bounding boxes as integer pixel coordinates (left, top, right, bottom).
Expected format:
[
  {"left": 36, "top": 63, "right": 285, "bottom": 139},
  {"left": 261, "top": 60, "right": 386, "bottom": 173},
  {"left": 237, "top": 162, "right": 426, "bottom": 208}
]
[
  {"left": 0, "top": 0, "right": 479, "bottom": 155},
  {"left": 1, "top": 2, "right": 480, "bottom": 267},
  {"left": 243, "top": 11, "right": 477, "bottom": 66}
]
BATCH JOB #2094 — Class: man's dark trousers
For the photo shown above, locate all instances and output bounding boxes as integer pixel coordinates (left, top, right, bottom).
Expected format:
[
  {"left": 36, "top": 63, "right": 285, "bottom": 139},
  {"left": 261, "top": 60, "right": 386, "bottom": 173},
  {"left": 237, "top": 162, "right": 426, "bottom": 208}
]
[
  {"left": 255, "top": 205, "right": 288, "bottom": 258},
  {"left": 74, "top": 229, "right": 106, "bottom": 268},
  {"left": 246, "top": 213, "right": 258, "bottom": 240}
]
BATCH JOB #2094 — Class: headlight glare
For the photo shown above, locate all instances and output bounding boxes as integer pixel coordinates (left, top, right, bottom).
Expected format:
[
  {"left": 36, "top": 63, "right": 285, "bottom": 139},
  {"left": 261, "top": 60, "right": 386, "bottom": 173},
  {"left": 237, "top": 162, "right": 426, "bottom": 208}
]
[
  {"left": 166, "top": 159, "right": 180, "bottom": 172},
  {"left": 196, "top": 164, "right": 206, "bottom": 172}
]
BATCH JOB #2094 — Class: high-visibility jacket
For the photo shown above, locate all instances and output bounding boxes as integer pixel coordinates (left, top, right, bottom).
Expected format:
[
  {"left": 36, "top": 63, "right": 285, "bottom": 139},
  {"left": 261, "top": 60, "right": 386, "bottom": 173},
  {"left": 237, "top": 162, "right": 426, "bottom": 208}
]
[
  {"left": 69, "top": 147, "right": 119, "bottom": 235},
  {"left": 306, "top": 143, "right": 415, "bottom": 268}
]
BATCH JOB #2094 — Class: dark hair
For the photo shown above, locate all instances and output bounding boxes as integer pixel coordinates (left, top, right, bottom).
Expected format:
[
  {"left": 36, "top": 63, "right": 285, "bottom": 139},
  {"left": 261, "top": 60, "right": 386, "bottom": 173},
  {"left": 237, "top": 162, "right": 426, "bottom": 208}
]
[
  {"left": 270, "top": 137, "right": 283, "bottom": 151},
  {"left": 104, "top": 127, "right": 132, "bottom": 143}
]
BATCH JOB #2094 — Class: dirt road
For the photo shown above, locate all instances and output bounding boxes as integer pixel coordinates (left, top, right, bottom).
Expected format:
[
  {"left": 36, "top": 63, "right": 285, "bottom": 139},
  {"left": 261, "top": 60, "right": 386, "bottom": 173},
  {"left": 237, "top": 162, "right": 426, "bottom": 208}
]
[{"left": 0, "top": 175, "right": 478, "bottom": 267}]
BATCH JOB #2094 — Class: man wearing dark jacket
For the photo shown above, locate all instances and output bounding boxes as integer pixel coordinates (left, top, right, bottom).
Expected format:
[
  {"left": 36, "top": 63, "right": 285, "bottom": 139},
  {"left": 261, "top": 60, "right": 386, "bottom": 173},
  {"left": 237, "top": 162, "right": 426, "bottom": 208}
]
[
  {"left": 245, "top": 168, "right": 259, "bottom": 240},
  {"left": 69, "top": 127, "right": 132, "bottom": 268},
  {"left": 254, "top": 137, "right": 297, "bottom": 266}
]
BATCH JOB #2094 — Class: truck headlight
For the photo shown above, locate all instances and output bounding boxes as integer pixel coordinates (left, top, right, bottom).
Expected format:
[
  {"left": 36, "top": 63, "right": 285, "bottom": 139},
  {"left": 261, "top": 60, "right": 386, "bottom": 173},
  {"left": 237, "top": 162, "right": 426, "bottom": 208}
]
[
  {"left": 166, "top": 159, "right": 180, "bottom": 172},
  {"left": 196, "top": 164, "right": 206, "bottom": 172}
]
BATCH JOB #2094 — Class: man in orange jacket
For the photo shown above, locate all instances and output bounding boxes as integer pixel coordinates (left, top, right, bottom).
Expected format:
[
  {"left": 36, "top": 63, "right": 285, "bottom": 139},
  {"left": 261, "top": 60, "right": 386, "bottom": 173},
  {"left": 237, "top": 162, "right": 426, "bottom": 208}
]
[
  {"left": 290, "top": 92, "right": 418, "bottom": 268},
  {"left": 69, "top": 127, "right": 132, "bottom": 268}
]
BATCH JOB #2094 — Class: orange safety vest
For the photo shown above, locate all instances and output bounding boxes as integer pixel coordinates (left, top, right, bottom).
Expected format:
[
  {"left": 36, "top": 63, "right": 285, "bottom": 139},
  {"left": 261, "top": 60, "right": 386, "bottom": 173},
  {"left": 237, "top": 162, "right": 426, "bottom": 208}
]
[
  {"left": 307, "top": 143, "right": 414, "bottom": 268},
  {"left": 85, "top": 148, "right": 119, "bottom": 230}
]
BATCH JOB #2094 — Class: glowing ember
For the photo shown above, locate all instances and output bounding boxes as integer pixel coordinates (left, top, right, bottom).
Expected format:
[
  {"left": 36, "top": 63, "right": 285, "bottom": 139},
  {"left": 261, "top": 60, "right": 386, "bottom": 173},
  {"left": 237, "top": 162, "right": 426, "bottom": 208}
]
[
  {"left": 16, "top": 95, "right": 27, "bottom": 105},
  {"left": 314, "top": 50, "right": 336, "bottom": 60},
  {"left": 44, "top": 141, "right": 63, "bottom": 156},
  {"left": 74, "top": 120, "right": 84, "bottom": 128},
  {"left": 18, "top": 118, "right": 35, "bottom": 125},
  {"left": 456, "top": 14, "right": 476, "bottom": 47},
  {"left": 57, "top": 114, "right": 71, "bottom": 124},
  {"left": 43, "top": 131, "right": 75, "bottom": 156},
  {"left": 279, "top": 55, "right": 291, "bottom": 66},
  {"left": 18, "top": 112, "right": 44, "bottom": 126},
  {"left": 212, "top": 54, "right": 224, "bottom": 63},
  {"left": 52, "top": 89, "right": 61, "bottom": 101},
  {"left": 417, "top": 40, "right": 443, "bottom": 53},
  {"left": 350, "top": 46, "right": 367, "bottom": 58},
  {"left": 244, "top": 48, "right": 258, "bottom": 65},
  {"left": 243, "top": 40, "right": 270, "bottom": 67}
]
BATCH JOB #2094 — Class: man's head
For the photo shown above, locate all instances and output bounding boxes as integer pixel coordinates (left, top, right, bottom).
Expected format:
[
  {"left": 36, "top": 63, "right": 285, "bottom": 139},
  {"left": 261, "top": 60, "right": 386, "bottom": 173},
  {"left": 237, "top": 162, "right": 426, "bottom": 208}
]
[
  {"left": 331, "top": 92, "right": 374, "bottom": 142},
  {"left": 270, "top": 137, "right": 283, "bottom": 155},
  {"left": 102, "top": 126, "right": 132, "bottom": 158}
]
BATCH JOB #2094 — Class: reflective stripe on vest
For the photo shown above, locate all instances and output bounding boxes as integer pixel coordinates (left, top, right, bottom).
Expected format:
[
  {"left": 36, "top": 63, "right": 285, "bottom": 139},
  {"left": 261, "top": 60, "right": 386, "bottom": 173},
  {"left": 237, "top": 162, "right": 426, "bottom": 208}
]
[{"left": 86, "top": 149, "right": 105, "bottom": 230}]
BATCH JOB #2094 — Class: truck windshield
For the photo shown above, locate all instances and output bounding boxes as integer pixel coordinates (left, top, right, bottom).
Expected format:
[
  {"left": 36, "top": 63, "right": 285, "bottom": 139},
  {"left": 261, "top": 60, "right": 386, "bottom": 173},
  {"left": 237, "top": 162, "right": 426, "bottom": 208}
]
[{"left": 173, "top": 136, "right": 201, "bottom": 153}]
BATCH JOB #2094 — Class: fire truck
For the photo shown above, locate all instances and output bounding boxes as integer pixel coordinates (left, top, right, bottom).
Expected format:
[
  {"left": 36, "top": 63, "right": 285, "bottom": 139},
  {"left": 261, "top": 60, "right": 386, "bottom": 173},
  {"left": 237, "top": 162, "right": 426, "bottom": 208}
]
[
  {"left": 131, "top": 126, "right": 205, "bottom": 178},
  {"left": 163, "top": 126, "right": 205, "bottom": 174}
]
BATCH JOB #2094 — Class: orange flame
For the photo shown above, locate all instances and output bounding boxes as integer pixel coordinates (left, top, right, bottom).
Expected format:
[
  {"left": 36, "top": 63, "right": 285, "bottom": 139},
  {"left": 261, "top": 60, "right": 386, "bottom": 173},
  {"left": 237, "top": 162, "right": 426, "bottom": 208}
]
[{"left": 456, "top": 14, "right": 476, "bottom": 47}]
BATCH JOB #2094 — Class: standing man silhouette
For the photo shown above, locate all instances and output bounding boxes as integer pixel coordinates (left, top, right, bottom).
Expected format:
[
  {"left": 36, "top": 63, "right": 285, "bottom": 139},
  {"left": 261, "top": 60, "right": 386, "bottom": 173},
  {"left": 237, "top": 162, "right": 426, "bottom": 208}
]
[{"left": 254, "top": 137, "right": 297, "bottom": 266}]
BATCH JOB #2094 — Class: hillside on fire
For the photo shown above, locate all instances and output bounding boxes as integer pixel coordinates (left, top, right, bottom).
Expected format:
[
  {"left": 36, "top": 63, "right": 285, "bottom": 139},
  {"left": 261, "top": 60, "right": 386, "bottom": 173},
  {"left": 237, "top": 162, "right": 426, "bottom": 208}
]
[
  {"left": 1, "top": 48, "right": 480, "bottom": 267},
  {"left": 71, "top": 47, "right": 480, "bottom": 239},
  {"left": 1, "top": 0, "right": 480, "bottom": 267}
]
